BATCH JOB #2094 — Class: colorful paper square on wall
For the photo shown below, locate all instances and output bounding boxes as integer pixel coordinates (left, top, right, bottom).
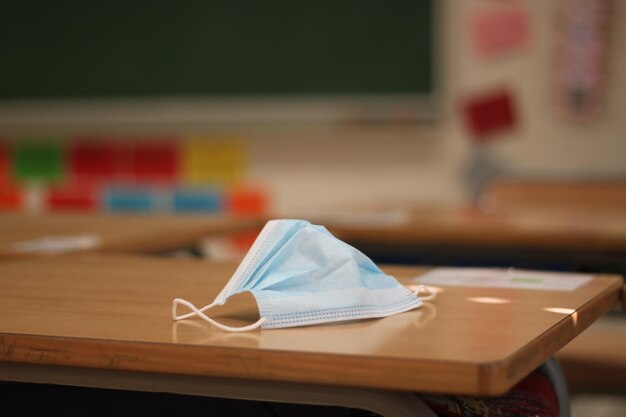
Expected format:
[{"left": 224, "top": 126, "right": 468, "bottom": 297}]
[
  {"left": 2, "top": 135, "right": 265, "bottom": 214},
  {"left": 182, "top": 139, "right": 245, "bottom": 185},
  {"left": 471, "top": 7, "right": 530, "bottom": 58},
  {"left": 0, "top": 183, "right": 21, "bottom": 211},
  {"left": 461, "top": 89, "right": 518, "bottom": 142},
  {"left": 104, "top": 187, "right": 163, "bottom": 213},
  {"left": 227, "top": 184, "right": 269, "bottom": 215},
  {"left": 132, "top": 141, "right": 179, "bottom": 183},
  {"left": 13, "top": 141, "right": 64, "bottom": 183},
  {"left": 173, "top": 188, "right": 222, "bottom": 213},
  {"left": 46, "top": 183, "right": 99, "bottom": 212},
  {"left": 69, "top": 141, "right": 133, "bottom": 182}
]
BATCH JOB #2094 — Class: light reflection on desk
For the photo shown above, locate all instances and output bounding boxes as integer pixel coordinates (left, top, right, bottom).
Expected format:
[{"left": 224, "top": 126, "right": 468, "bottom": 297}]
[
  {"left": 544, "top": 307, "right": 578, "bottom": 327},
  {"left": 468, "top": 296, "right": 511, "bottom": 305}
]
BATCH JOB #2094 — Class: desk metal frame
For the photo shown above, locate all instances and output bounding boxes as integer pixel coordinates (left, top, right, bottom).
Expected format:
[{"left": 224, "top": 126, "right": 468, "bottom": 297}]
[{"left": 0, "top": 362, "right": 436, "bottom": 417}]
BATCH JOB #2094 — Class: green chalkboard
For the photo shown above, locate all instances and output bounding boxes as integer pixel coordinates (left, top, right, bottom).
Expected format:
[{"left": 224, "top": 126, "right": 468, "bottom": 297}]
[{"left": 0, "top": 1, "right": 434, "bottom": 99}]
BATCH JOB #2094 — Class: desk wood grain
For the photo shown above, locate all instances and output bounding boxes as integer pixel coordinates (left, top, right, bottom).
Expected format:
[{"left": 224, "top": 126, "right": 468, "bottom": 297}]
[
  {"left": 0, "top": 213, "right": 261, "bottom": 258},
  {"left": 0, "top": 255, "right": 620, "bottom": 395}
]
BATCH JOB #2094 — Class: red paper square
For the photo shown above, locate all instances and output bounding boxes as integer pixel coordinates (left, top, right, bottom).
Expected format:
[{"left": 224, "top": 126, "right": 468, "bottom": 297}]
[
  {"left": 46, "top": 183, "right": 99, "bottom": 212},
  {"left": 132, "top": 142, "right": 178, "bottom": 183},
  {"left": 462, "top": 89, "right": 517, "bottom": 141},
  {"left": 70, "top": 141, "right": 133, "bottom": 182}
]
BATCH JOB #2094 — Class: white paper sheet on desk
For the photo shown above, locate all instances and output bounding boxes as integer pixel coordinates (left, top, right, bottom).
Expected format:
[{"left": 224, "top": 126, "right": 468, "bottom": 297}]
[
  {"left": 11, "top": 235, "right": 101, "bottom": 254},
  {"left": 414, "top": 267, "right": 592, "bottom": 291}
]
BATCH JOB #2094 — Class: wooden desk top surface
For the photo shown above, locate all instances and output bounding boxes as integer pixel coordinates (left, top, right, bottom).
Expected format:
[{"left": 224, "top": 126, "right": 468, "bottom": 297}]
[
  {"left": 0, "top": 254, "right": 620, "bottom": 395},
  {"left": 325, "top": 206, "right": 626, "bottom": 252},
  {"left": 0, "top": 213, "right": 261, "bottom": 258}
]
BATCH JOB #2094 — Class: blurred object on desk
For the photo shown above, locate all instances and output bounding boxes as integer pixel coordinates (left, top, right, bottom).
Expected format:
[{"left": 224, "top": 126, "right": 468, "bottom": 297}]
[{"left": 0, "top": 213, "right": 263, "bottom": 259}]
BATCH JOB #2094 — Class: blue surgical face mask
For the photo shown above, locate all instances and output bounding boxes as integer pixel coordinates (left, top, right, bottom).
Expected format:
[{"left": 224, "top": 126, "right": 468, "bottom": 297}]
[{"left": 172, "top": 219, "right": 434, "bottom": 331}]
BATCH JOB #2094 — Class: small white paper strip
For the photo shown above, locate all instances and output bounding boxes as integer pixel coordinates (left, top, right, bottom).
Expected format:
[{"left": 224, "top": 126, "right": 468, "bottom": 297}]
[
  {"left": 304, "top": 209, "right": 410, "bottom": 228},
  {"left": 414, "top": 267, "right": 592, "bottom": 292},
  {"left": 12, "top": 235, "right": 101, "bottom": 254}
]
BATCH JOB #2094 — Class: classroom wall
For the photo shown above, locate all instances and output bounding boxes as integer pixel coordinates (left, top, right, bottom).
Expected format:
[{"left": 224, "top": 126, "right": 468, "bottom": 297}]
[
  {"left": 458, "top": 0, "right": 626, "bottom": 177},
  {"left": 245, "top": 0, "right": 626, "bottom": 214},
  {"left": 2, "top": 1, "right": 624, "bottom": 215}
]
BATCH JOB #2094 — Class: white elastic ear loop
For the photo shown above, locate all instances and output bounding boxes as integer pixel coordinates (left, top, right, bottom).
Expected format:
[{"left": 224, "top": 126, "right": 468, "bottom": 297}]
[
  {"left": 172, "top": 298, "right": 267, "bottom": 332},
  {"left": 413, "top": 285, "right": 437, "bottom": 301}
]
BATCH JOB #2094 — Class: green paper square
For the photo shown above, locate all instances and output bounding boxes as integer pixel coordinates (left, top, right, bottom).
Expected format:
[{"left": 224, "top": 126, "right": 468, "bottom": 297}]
[{"left": 14, "top": 142, "right": 64, "bottom": 183}]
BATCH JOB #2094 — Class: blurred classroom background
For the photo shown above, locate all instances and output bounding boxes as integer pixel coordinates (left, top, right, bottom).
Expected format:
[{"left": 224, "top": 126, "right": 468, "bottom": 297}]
[
  {"left": 1, "top": 1, "right": 625, "bottom": 215},
  {"left": 1, "top": 1, "right": 625, "bottom": 415},
  {"left": 1, "top": 1, "right": 625, "bottom": 216}
]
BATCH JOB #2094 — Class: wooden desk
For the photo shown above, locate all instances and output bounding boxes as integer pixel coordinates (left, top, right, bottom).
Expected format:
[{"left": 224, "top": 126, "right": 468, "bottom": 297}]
[
  {"left": 0, "top": 213, "right": 261, "bottom": 258},
  {"left": 321, "top": 206, "right": 626, "bottom": 279},
  {"left": 481, "top": 180, "right": 626, "bottom": 215},
  {"left": 0, "top": 255, "right": 620, "bottom": 412},
  {"left": 326, "top": 206, "right": 626, "bottom": 253},
  {"left": 318, "top": 205, "right": 626, "bottom": 400}
]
